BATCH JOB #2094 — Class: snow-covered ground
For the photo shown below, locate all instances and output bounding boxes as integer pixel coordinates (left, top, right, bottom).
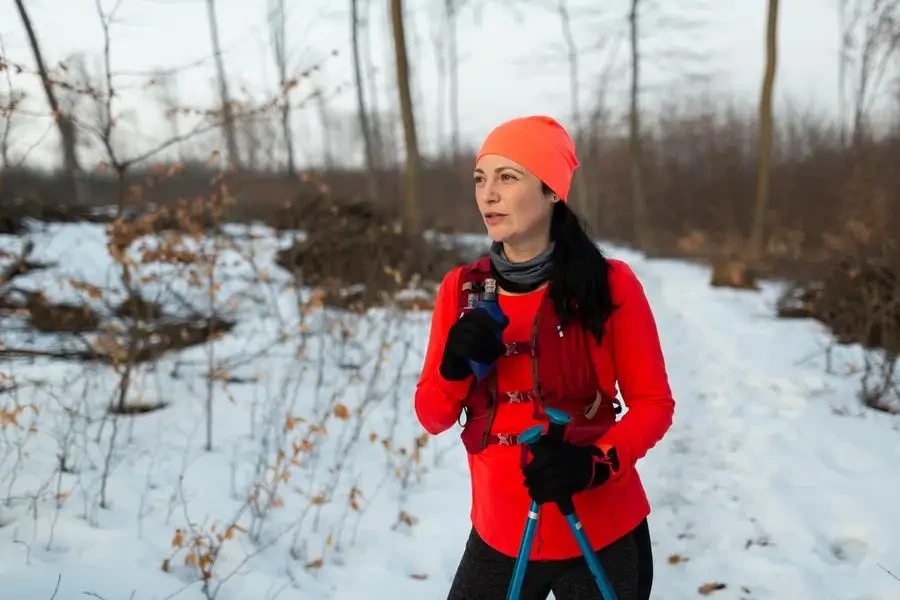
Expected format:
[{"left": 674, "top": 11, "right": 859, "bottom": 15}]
[{"left": 1, "top": 221, "right": 898, "bottom": 600}]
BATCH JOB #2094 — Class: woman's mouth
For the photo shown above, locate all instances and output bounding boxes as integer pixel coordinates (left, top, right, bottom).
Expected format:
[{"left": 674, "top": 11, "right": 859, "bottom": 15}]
[{"left": 483, "top": 212, "right": 506, "bottom": 225}]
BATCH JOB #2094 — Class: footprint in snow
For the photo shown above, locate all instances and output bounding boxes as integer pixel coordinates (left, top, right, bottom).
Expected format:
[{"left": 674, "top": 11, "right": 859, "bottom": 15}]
[
  {"left": 815, "top": 536, "right": 869, "bottom": 567},
  {"left": 668, "top": 438, "right": 690, "bottom": 455}
]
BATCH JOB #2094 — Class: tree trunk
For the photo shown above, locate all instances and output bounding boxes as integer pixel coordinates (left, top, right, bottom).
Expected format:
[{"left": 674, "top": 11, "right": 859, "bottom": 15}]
[
  {"left": 629, "top": 0, "right": 648, "bottom": 249},
  {"left": 389, "top": 0, "right": 421, "bottom": 236},
  {"left": 206, "top": 0, "right": 241, "bottom": 168},
  {"left": 363, "top": 0, "right": 383, "bottom": 168},
  {"left": 838, "top": 0, "right": 848, "bottom": 147},
  {"left": 557, "top": 0, "right": 591, "bottom": 225},
  {"left": 446, "top": 0, "right": 460, "bottom": 159},
  {"left": 314, "top": 90, "right": 334, "bottom": 169},
  {"left": 269, "top": 0, "right": 295, "bottom": 177},
  {"left": 432, "top": 15, "right": 447, "bottom": 153},
  {"left": 352, "top": 0, "right": 380, "bottom": 202},
  {"left": 14, "top": 0, "right": 83, "bottom": 202},
  {"left": 748, "top": 0, "right": 780, "bottom": 264}
]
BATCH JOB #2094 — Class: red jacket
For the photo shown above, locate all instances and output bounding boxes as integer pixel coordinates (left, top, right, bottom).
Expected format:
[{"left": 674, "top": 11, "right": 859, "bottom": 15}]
[{"left": 414, "top": 258, "right": 675, "bottom": 560}]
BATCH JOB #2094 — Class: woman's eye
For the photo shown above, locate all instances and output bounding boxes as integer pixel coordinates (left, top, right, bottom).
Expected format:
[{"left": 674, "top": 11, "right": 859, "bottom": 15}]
[{"left": 501, "top": 173, "right": 516, "bottom": 181}]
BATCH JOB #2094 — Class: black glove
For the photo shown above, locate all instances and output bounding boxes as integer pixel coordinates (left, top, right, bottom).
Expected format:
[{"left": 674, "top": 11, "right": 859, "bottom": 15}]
[
  {"left": 522, "top": 429, "right": 618, "bottom": 514},
  {"left": 439, "top": 308, "right": 508, "bottom": 381}
]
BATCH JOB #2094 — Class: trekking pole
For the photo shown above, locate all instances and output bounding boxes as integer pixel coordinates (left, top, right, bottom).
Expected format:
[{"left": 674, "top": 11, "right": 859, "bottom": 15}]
[
  {"left": 539, "top": 408, "right": 618, "bottom": 600},
  {"left": 506, "top": 424, "right": 544, "bottom": 600},
  {"left": 506, "top": 407, "right": 574, "bottom": 600}
]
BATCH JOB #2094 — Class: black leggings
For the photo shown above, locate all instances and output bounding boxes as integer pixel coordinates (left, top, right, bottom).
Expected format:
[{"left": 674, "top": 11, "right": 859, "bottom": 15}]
[{"left": 447, "top": 519, "right": 653, "bottom": 600}]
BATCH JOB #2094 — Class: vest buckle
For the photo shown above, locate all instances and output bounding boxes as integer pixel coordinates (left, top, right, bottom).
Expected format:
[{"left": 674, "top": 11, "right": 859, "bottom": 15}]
[{"left": 495, "top": 433, "right": 517, "bottom": 446}]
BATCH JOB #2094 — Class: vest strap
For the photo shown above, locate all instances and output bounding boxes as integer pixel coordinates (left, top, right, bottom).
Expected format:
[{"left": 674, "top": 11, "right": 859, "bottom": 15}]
[
  {"left": 584, "top": 392, "right": 603, "bottom": 419},
  {"left": 503, "top": 390, "right": 538, "bottom": 404},
  {"left": 504, "top": 341, "right": 537, "bottom": 357},
  {"left": 489, "top": 432, "right": 520, "bottom": 446}
]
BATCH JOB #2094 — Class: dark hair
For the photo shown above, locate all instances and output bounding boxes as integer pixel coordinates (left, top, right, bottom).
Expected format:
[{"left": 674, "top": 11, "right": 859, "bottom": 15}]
[{"left": 545, "top": 185, "right": 614, "bottom": 344}]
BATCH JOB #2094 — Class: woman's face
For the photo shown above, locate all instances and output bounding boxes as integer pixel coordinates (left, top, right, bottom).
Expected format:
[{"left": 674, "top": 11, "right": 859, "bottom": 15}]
[{"left": 473, "top": 153, "right": 556, "bottom": 248}]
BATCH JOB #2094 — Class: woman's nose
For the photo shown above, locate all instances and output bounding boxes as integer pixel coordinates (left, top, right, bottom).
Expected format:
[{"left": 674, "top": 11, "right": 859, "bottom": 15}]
[{"left": 481, "top": 180, "right": 500, "bottom": 202}]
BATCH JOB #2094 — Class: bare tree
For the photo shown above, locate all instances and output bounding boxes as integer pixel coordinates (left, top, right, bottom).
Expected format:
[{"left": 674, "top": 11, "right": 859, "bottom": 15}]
[
  {"left": 150, "top": 69, "right": 183, "bottom": 162},
  {"left": 0, "top": 35, "right": 19, "bottom": 169},
  {"left": 556, "top": 0, "right": 580, "bottom": 138},
  {"left": 351, "top": 0, "right": 380, "bottom": 201},
  {"left": 313, "top": 87, "right": 335, "bottom": 169},
  {"left": 363, "top": 0, "right": 384, "bottom": 167},
  {"left": 749, "top": 0, "right": 780, "bottom": 264},
  {"left": 839, "top": 0, "right": 851, "bottom": 145},
  {"left": 430, "top": 7, "right": 448, "bottom": 153},
  {"left": 547, "top": 0, "right": 594, "bottom": 219},
  {"left": 206, "top": 0, "right": 241, "bottom": 168},
  {"left": 838, "top": 0, "right": 900, "bottom": 146},
  {"left": 507, "top": 0, "right": 620, "bottom": 223},
  {"left": 445, "top": 0, "right": 462, "bottom": 158},
  {"left": 390, "top": 0, "right": 422, "bottom": 235},
  {"left": 629, "top": 0, "right": 648, "bottom": 249},
  {"left": 13, "top": 0, "right": 83, "bottom": 201},
  {"left": 268, "top": 0, "right": 296, "bottom": 177}
]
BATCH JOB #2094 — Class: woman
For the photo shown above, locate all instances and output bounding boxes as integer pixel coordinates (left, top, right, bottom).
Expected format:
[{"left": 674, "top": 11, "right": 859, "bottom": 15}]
[{"left": 414, "top": 115, "right": 675, "bottom": 600}]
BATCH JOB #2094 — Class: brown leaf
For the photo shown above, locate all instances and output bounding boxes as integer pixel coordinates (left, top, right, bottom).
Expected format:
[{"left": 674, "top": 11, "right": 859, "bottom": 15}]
[
  {"left": 667, "top": 553, "right": 689, "bottom": 565},
  {"left": 409, "top": 573, "right": 428, "bottom": 580},
  {"left": 305, "top": 558, "right": 324, "bottom": 570},
  {"left": 698, "top": 581, "right": 727, "bottom": 595},
  {"left": 398, "top": 510, "right": 419, "bottom": 527},
  {"left": 333, "top": 404, "right": 350, "bottom": 420},
  {"left": 171, "top": 528, "right": 184, "bottom": 548}
]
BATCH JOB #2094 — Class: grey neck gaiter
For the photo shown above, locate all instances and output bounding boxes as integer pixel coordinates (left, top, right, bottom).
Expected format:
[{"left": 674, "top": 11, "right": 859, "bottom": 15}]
[{"left": 488, "top": 241, "right": 554, "bottom": 289}]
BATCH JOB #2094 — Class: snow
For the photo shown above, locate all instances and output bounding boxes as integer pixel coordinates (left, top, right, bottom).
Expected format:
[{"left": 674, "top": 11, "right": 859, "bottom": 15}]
[{"left": 1, "top": 221, "right": 899, "bottom": 600}]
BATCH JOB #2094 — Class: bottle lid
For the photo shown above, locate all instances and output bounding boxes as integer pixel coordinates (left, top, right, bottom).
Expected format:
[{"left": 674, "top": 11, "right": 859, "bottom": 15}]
[{"left": 483, "top": 278, "right": 497, "bottom": 297}]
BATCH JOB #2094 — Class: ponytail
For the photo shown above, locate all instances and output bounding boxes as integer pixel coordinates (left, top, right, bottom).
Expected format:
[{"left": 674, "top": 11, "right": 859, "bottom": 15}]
[{"left": 546, "top": 194, "right": 614, "bottom": 344}]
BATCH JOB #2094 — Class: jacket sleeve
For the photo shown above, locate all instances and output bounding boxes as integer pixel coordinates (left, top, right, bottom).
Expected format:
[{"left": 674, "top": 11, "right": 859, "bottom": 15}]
[
  {"left": 414, "top": 266, "right": 472, "bottom": 435},
  {"left": 593, "top": 260, "right": 675, "bottom": 478}
]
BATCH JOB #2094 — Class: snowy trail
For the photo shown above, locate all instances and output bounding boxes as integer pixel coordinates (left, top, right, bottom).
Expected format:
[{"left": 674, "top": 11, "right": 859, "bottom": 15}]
[
  {"left": 325, "top": 249, "right": 900, "bottom": 599},
  {"left": 2, "top": 225, "right": 899, "bottom": 600},
  {"left": 624, "top": 253, "right": 900, "bottom": 600}
]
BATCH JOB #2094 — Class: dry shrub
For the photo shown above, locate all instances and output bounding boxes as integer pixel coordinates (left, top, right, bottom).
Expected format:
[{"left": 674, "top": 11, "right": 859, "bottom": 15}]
[
  {"left": 710, "top": 259, "right": 759, "bottom": 290},
  {"left": 0, "top": 240, "right": 52, "bottom": 287},
  {"left": 779, "top": 256, "right": 900, "bottom": 351},
  {"left": 1, "top": 166, "right": 119, "bottom": 234},
  {"left": 115, "top": 295, "right": 165, "bottom": 321},
  {"left": 0, "top": 289, "right": 101, "bottom": 334},
  {"left": 1, "top": 291, "right": 234, "bottom": 363},
  {"left": 779, "top": 161, "right": 900, "bottom": 349},
  {"left": 275, "top": 196, "right": 471, "bottom": 310},
  {"left": 125, "top": 316, "right": 235, "bottom": 363},
  {"left": 775, "top": 193, "right": 900, "bottom": 414},
  {"left": 27, "top": 296, "right": 101, "bottom": 333}
]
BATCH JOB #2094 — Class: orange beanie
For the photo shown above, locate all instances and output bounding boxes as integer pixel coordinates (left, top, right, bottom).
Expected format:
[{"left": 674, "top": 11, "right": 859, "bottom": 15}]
[{"left": 475, "top": 115, "right": 580, "bottom": 201}]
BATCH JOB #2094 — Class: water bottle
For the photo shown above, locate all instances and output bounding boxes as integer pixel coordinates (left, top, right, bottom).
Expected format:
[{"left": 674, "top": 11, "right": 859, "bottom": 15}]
[{"left": 467, "top": 278, "right": 507, "bottom": 381}]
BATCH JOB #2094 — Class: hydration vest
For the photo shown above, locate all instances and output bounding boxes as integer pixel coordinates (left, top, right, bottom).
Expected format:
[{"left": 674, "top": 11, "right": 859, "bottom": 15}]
[{"left": 456, "top": 257, "right": 620, "bottom": 454}]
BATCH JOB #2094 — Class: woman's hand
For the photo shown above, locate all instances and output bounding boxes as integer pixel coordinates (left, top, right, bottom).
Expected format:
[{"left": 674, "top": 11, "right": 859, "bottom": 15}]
[
  {"left": 439, "top": 308, "right": 508, "bottom": 381},
  {"left": 522, "top": 435, "right": 619, "bottom": 511}
]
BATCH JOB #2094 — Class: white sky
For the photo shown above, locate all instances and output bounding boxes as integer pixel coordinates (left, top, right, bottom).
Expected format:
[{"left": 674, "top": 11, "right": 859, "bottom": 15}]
[{"left": 0, "top": 0, "right": 888, "bottom": 171}]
